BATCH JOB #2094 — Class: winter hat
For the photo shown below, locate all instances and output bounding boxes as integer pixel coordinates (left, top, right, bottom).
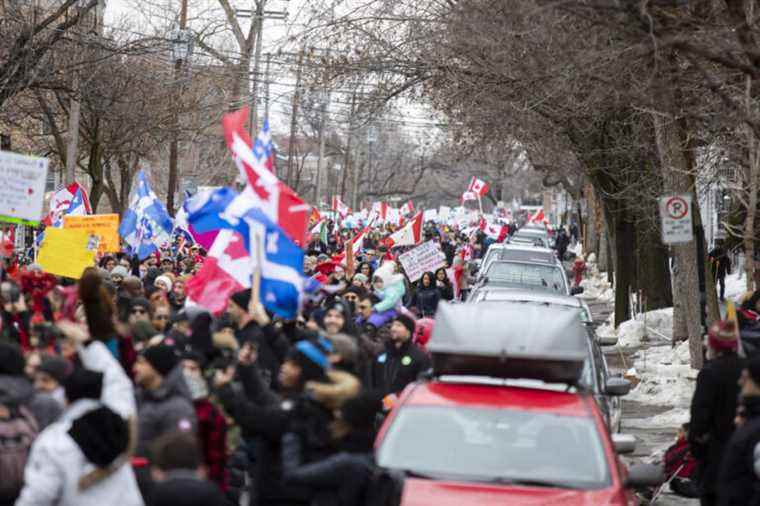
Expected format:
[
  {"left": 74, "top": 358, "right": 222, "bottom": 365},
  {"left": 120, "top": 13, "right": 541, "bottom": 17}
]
[
  {"left": 230, "top": 289, "right": 252, "bottom": 311},
  {"left": 287, "top": 340, "right": 330, "bottom": 383},
  {"left": 708, "top": 319, "right": 738, "bottom": 351},
  {"left": 64, "top": 368, "right": 104, "bottom": 403},
  {"left": 394, "top": 314, "right": 416, "bottom": 336},
  {"left": 68, "top": 406, "right": 128, "bottom": 468},
  {"left": 0, "top": 342, "right": 25, "bottom": 376},
  {"left": 110, "top": 266, "right": 129, "bottom": 279},
  {"left": 748, "top": 355, "right": 760, "bottom": 385},
  {"left": 352, "top": 273, "right": 369, "bottom": 284},
  {"left": 325, "top": 298, "right": 353, "bottom": 319},
  {"left": 141, "top": 344, "right": 179, "bottom": 377},
  {"left": 132, "top": 320, "right": 159, "bottom": 343},
  {"left": 154, "top": 275, "right": 173, "bottom": 292},
  {"left": 129, "top": 297, "right": 151, "bottom": 312},
  {"left": 38, "top": 355, "right": 72, "bottom": 384}
]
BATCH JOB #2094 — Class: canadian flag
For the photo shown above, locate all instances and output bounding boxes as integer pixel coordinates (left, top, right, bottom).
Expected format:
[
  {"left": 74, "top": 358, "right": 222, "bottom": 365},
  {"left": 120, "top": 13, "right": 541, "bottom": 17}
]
[
  {"left": 479, "top": 218, "right": 509, "bottom": 242},
  {"left": 530, "top": 209, "right": 546, "bottom": 223},
  {"left": 186, "top": 229, "right": 250, "bottom": 315},
  {"left": 386, "top": 211, "right": 423, "bottom": 248},
  {"left": 43, "top": 182, "right": 92, "bottom": 226},
  {"left": 400, "top": 200, "right": 414, "bottom": 216},
  {"left": 372, "top": 201, "right": 389, "bottom": 222},
  {"left": 467, "top": 177, "right": 489, "bottom": 197},
  {"left": 461, "top": 191, "right": 477, "bottom": 204},
  {"left": 223, "top": 108, "right": 310, "bottom": 246},
  {"left": 332, "top": 226, "right": 369, "bottom": 263},
  {"left": 331, "top": 195, "right": 351, "bottom": 218}
]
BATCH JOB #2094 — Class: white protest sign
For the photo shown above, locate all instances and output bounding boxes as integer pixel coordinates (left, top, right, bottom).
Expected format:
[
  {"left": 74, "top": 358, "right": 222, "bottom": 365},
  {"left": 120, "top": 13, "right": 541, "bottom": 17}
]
[
  {"left": 659, "top": 194, "right": 693, "bottom": 245},
  {"left": 398, "top": 240, "right": 447, "bottom": 282},
  {"left": 0, "top": 151, "right": 48, "bottom": 224},
  {"left": 439, "top": 206, "right": 451, "bottom": 222},
  {"left": 423, "top": 209, "right": 438, "bottom": 222}
]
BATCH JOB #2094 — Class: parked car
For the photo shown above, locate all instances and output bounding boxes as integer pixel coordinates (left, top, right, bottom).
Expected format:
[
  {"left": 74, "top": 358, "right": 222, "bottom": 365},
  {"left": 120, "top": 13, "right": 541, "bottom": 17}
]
[{"left": 376, "top": 302, "right": 660, "bottom": 506}]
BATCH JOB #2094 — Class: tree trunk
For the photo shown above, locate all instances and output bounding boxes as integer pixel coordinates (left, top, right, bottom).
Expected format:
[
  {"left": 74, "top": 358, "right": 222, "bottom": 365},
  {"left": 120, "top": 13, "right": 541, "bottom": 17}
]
[{"left": 652, "top": 96, "right": 704, "bottom": 369}]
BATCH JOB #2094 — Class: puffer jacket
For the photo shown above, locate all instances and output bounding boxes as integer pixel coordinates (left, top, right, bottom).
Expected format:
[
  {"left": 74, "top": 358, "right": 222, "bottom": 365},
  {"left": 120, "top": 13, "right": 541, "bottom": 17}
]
[
  {"left": 135, "top": 366, "right": 197, "bottom": 456},
  {"left": 373, "top": 262, "right": 406, "bottom": 313},
  {"left": 412, "top": 275, "right": 440, "bottom": 318},
  {"left": 16, "top": 341, "right": 141, "bottom": 506}
]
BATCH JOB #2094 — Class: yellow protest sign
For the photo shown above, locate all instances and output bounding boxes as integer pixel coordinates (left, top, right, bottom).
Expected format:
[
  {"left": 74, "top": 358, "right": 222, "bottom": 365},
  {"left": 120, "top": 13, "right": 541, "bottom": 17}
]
[
  {"left": 63, "top": 214, "right": 120, "bottom": 253},
  {"left": 37, "top": 228, "right": 95, "bottom": 279}
]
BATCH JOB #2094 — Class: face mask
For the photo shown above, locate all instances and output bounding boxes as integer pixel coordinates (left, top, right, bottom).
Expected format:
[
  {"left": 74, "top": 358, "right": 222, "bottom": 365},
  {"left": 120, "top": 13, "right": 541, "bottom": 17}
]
[{"left": 183, "top": 369, "right": 209, "bottom": 400}]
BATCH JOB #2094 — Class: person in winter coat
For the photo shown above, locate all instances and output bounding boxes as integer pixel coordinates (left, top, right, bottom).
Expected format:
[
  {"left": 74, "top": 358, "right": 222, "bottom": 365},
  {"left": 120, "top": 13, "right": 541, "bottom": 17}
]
[
  {"left": 434, "top": 268, "right": 454, "bottom": 301},
  {"left": 16, "top": 333, "right": 142, "bottom": 506},
  {"left": 180, "top": 349, "right": 229, "bottom": 492},
  {"left": 412, "top": 272, "right": 440, "bottom": 318},
  {"left": 689, "top": 320, "right": 745, "bottom": 506},
  {"left": 281, "top": 392, "right": 382, "bottom": 506},
  {"left": 709, "top": 245, "right": 732, "bottom": 302},
  {"left": 227, "top": 289, "right": 289, "bottom": 388},
  {"left": 554, "top": 228, "right": 570, "bottom": 261},
  {"left": 372, "top": 262, "right": 406, "bottom": 314},
  {"left": 717, "top": 355, "right": 760, "bottom": 506},
  {"left": 148, "top": 431, "right": 231, "bottom": 506},
  {"left": 133, "top": 345, "right": 197, "bottom": 457},
  {"left": 371, "top": 314, "right": 432, "bottom": 396}
]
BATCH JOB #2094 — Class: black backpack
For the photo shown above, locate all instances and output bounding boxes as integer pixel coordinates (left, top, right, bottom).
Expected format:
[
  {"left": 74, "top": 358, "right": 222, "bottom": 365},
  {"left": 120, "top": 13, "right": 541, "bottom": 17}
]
[{"left": 364, "top": 467, "right": 403, "bottom": 506}]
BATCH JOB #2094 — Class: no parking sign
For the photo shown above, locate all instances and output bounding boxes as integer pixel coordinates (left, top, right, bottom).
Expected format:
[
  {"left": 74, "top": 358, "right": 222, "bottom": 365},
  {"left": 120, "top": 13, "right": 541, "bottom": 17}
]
[{"left": 659, "top": 194, "right": 693, "bottom": 244}]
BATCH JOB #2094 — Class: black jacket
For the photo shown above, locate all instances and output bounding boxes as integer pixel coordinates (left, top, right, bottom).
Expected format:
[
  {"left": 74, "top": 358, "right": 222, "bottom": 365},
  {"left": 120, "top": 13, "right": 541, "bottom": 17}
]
[
  {"left": 149, "top": 472, "right": 232, "bottom": 506},
  {"left": 413, "top": 281, "right": 440, "bottom": 318},
  {"left": 709, "top": 249, "right": 732, "bottom": 279},
  {"left": 235, "top": 322, "right": 289, "bottom": 388},
  {"left": 689, "top": 352, "right": 745, "bottom": 493},
  {"left": 718, "top": 396, "right": 760, "bottom": 506},
  {"left": 371, "top": 340, "right": 432, "bottom": 396}
]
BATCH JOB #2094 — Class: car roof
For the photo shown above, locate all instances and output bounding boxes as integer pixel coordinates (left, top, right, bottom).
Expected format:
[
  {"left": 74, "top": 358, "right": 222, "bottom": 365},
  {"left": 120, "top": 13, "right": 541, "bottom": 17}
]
[
  {"left": 515, "top": 228, "right": 548, "bottom": 237},
  {"left": 470, "top": 288, "right": 582, "bottom": 307},
  {"left": 402, "top": 381, "right": 593, "bottom": 418},
  {"left": 490, "top": 247, "right": 557, "bottom": 265}
]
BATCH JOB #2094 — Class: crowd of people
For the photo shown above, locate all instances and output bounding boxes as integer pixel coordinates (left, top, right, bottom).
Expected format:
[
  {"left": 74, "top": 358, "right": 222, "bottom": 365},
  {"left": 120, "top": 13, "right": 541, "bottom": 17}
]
[{"left": 0, "top": 218, "right": 519, "bottom": 506}]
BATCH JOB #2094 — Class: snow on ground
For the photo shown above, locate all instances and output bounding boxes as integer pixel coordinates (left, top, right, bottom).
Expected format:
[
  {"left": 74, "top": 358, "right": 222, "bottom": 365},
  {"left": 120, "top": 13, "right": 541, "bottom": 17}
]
[
  {"left": 596, "top": 308, "right": 674, "bottom": 348},
  {"left": 724, "top": 270, "right": 750, "bottom": 304}
]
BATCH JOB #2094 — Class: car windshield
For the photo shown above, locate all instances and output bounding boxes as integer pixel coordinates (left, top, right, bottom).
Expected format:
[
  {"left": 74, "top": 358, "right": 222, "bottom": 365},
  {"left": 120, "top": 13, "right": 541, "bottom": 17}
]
[
  {"left": 377, "top": 405, "right": 611, "bottom": 489},
  {"left": 484, "top": 262, "right": 567, "bottom": 293}
]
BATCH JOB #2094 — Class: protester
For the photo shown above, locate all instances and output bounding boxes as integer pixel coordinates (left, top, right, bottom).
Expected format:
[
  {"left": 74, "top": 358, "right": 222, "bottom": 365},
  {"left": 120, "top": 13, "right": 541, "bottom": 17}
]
[
  {"left": 370, "top": 314, "right": 432, "bottom": 396},
  {"left": 708, "top": 244, "right": 732, "bottom": 302},
  {"left": 689, "top": 320, "right": 745, "bottom": 506},
  {"left": 412, "top": 271, "right": 440, "bottom": 317}
]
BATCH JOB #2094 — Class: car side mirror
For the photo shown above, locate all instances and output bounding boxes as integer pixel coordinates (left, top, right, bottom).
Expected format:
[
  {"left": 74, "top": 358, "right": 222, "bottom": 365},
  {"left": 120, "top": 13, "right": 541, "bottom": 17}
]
[
  {"left": 605, "top": 377, "right": 631, "bottom": 397},
  {"left": 570, "top": 286, "right": 584, "bottom": 296},
  {"left": 625, "top": 463, "right": 665, "bottom": 488},
  {"left": 597, "top": 334, "right": 619, "bottom": 346},
  {"left": 611, "top": 433, "right": 636, "bottom": 455}
]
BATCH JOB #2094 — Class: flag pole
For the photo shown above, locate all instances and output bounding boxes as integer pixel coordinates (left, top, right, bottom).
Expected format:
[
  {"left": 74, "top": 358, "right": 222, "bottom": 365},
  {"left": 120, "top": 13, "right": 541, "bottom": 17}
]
[
  {"left": 250, "top": 231, "right": 262, "bottom": 312},
  {"left": 477, "top": 194, "right": 484, "bottom": 216}
]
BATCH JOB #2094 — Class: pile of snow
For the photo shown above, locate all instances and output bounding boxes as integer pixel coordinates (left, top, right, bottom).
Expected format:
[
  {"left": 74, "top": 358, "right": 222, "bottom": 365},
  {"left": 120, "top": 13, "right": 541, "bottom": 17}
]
[
  {"left": 599, "top": 308, "right": 675, "bottom": 348},
  {"left": 625, "top": 341, "right": 696, "bottom": 428},
  {"left": 579, "top": 270, "right": 612, "bottom": 301},
  {"left": 725, "top": 270, "right": 750, "bottom": 304}
]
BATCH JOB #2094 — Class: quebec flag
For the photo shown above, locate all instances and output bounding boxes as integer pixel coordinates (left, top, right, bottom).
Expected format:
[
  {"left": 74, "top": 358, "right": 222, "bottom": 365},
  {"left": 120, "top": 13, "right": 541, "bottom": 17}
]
[
  {"left": 119, "top": 171, "right": 174, "bottom": 259},
  {"left": 185, "top": 187, "right": 303, "bottom": 319}
]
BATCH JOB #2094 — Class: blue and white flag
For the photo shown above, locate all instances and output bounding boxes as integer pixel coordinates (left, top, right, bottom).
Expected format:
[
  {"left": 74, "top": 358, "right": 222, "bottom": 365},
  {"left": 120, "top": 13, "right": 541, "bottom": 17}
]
[
  {"left": 244, "top": 207, "right": 304, "bottom": 319},
  {"left": 119, "top": 171, "right": 173, "bottom": 259}
]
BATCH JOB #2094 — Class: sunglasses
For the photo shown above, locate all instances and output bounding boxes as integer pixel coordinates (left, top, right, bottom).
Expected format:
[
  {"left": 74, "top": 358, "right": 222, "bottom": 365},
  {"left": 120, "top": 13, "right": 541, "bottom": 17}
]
[
  {"left": 131, "top": 308, "right": 147, "bottom": 315},
  {"left": 344, "top": 295, "right": 358, "bottom": 302}
]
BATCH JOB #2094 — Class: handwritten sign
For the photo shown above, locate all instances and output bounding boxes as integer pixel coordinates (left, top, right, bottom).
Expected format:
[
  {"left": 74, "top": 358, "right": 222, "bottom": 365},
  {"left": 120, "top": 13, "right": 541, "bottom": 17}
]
[
  {"left": 398, "top": 240, "right": 447, "bottom": 282},
  {"left": 0, "top": 151, "right": 48, "bottom": 225},
  {"left": 37, "top": 228, "right": 95, "bottom": 279},
  {"left": 64, "top": 214, "right": 120, "bottom": 252}
]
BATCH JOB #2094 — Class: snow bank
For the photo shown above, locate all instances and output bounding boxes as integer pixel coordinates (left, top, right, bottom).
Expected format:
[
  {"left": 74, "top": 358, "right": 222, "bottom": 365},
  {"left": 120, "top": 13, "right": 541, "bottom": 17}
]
[
  {"left": 579, "top": 270, "right": 612, "bottom": 301},
  {"left": 600, "top": 307, "right": 675, "bottom": 348},
  {"left": 725, "top": 270, "right": 750, "bottom": 304},
  {"left": 626, "top": 341, "right": 696, "bottom": 411}
]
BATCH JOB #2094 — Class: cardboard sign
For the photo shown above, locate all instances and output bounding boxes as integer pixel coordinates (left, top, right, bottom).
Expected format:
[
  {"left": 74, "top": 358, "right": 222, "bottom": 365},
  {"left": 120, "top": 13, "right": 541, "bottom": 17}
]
[
  {"left": 64, "top": 214, "right": 120, "bottom": 252},
  {"left": 398, "top": 240, "right": 447, "bottom": 282},
  {"left": 37, "top": 228, "right": 95, "bottom": 279},
  {"left": 0, "top": 151, "right": 48, "bottom": 225}
]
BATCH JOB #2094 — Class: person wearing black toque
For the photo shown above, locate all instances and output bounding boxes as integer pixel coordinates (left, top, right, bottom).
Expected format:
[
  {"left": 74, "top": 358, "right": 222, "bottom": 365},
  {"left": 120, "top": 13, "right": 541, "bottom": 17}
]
[
  {"left": 227, "top": 288, "right": 289, "bottom": 388},
  {"left": 15, "top": 339, "right": 143, "bottom": 506},
  {"left": 717, "top": 355, "right": 760, "bottom": 506},
  {"left": 370, "top": 314, "right": 432, "bottom": 396},
  {"left": 133, "top": 344, "right": 197, "bottom": 458}
]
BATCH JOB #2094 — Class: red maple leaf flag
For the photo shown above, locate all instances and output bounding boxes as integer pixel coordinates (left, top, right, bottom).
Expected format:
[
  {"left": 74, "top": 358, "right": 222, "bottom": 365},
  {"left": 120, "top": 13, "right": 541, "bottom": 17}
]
[
  {"left": 386, "top": 211, "right": 423, "bottom": 248},
  {"left": 530, "top": 209, "right": 546, "bottom": 223},
  {"left": 400, "top": 200, "right": 414, "bottom": 216},
  {"left": 222, "top": 107, "right": 310, "bottom": 245},
  {"left": 467, "top": 176, "right": 490, "bottom": 197},
  {"left": 331, "top": 195, "right": 351, "bottom": 219}
]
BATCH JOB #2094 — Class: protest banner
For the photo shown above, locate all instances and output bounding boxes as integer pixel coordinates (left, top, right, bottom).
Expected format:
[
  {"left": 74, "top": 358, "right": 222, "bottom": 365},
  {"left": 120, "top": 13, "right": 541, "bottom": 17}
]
[
  {"left": 423, "top": 209, "right": 438, "bottom": 222},
  {"left": 398, "top": 240, "right": 447, "bottom": 282},
  {"left": 64, "top": 214, "right": 120, "bottom": 252},
  {"left": 0, "top": 151, "right": 48, "bottom": 225},
  {"left": 37, "top": 228, "right": 95, "bottom": 279}
]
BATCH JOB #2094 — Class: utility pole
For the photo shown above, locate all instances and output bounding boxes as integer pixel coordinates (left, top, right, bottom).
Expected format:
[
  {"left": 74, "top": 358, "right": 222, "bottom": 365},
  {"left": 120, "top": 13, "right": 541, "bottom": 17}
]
[
  {"left": 65, "top": 73, "right": 80, "bottom": 184},
  {"left": 248, "top": 0, "right": 264, "bottom": 138},
  {"left": 315, "top": 89, "right": 331, "bottom": 208},
  {"left": 167, "top": 0, "right": 189, "bottom": 216},
  {"left": 346, "top": 89, "right": 357, "bottom": 209},
  {"left": 286, "top": 48, "right": 304, "bottom": 188},
  {"left": 264, "top": 52, "right": 271, "bottom": 124}
]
